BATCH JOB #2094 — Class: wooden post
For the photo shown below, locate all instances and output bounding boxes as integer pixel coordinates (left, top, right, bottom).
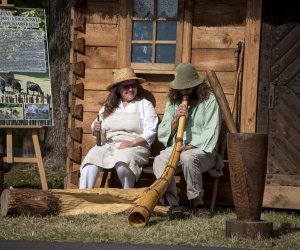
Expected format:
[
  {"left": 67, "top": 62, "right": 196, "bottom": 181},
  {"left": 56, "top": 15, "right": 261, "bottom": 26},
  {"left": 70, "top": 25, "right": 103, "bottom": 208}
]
[
  {"left": 2, "top": 127, "right": 48, "bottom": 190},
  {"left": 0, "top": 144, "right": 4, "bottom": 194},
  {"left": 240, "top": 0, "right": 263, "bottom": 132},
  {"left": 0, "top": 0, "right": 14, "bottom": 7}
]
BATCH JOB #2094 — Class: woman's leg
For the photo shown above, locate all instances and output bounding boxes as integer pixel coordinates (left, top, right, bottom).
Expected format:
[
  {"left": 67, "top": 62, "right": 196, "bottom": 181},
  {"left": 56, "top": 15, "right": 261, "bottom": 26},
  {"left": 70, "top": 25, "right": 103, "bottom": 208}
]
[
  {"left": 79, "top": 164, "right": 101, "bottom": 189},
  {"left": 115, "top": 163, "right": 136, "bottom": 189}
]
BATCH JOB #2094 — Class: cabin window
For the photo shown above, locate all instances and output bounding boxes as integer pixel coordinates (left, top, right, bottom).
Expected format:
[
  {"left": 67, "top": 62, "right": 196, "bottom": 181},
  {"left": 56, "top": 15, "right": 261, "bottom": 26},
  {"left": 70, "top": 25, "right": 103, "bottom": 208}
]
[{"left": 128, "top": 0, "right": 183, "bottom": 72}]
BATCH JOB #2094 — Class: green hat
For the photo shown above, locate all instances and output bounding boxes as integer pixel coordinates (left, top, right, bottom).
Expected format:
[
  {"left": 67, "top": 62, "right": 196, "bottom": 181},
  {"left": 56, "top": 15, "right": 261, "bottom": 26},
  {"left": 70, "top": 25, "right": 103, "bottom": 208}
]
[{"left": 170, "top": 63, "right": 203, "bottom": 90}]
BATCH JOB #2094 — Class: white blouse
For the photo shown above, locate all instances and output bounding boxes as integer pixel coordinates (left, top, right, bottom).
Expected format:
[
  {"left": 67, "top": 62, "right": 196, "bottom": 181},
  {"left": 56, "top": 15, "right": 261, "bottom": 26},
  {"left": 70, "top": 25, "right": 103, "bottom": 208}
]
[{"left": 91, "top": 98, "right": 158, "bottom": 146}]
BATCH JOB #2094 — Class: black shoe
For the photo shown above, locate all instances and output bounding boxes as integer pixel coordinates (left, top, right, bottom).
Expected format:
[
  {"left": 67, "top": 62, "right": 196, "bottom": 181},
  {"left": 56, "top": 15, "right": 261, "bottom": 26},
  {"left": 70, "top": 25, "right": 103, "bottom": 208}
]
[
  {"left": 192, "top": 205, "right": 211, "bottom": 217},
  {"left": 168, "top": 205, "right": 187, "bottom": 220}
]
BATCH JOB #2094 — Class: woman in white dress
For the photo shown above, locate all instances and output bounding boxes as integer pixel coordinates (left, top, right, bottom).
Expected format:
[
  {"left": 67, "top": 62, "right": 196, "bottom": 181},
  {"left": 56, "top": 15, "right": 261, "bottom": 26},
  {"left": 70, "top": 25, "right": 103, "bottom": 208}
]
[{"left": 80, "top": 67, "right": 158, "bottom": 189}]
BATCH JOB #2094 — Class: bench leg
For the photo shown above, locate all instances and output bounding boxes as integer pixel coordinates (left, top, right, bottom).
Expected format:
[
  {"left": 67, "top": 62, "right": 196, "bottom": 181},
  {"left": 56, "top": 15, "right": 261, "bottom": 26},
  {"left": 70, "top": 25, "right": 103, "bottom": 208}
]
[{"left": 210, "top": 177, "right": 219, "bottom": 214}]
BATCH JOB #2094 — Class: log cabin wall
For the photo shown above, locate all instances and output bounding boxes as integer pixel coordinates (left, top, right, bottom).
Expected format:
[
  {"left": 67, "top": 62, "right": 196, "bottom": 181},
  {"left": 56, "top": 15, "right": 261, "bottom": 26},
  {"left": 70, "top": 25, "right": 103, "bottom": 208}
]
[{"left": 66, "top": 0, "right": 247, "bottom": 205}]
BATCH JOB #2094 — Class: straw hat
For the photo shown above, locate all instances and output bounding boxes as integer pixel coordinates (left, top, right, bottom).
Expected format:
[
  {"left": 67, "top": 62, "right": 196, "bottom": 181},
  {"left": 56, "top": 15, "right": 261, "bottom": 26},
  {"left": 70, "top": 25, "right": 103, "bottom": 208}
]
[
  {"left": 107, "top": 67, "right": 145, "bottom": 90},
  {"left": 170, "top": 63, "right": 203, "bottom": 90}
]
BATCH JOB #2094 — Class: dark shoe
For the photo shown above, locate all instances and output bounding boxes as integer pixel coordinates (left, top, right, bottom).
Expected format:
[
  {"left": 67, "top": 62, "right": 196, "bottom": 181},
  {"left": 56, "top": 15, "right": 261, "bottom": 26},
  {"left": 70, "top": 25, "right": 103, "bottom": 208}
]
[
  {"left": 192, "top": 205, "right": 211, "bottom": 217},
  {"left": 168, "top": 205, "right": 187, "bottom": 220}
]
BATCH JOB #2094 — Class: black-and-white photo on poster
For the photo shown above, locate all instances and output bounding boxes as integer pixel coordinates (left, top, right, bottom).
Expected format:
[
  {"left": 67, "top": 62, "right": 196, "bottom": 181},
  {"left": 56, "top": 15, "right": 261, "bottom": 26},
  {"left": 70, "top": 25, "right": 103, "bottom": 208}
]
[{"left": 0, "top": 7, "right": 53, "bottom": 126}]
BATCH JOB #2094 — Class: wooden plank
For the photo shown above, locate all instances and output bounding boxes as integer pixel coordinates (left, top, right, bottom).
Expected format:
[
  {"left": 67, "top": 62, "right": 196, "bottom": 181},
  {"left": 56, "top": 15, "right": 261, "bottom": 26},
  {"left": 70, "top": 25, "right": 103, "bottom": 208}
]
[
  {"left": 76, "top": 90, "right": 173, "bottom": 114},
  {"left": 202, "top": 71, "right": 238, "bottom": 95},
  {"left": 73, "top": 37, "right": 85, "bottom": 53},
  {"left": 81, "top": 134, "right": 97, "bottom": 155},
  {"left": 76, "top": 90, "right": 106, "bottom": 112},
  {"left": 193, "top": 0, "right": 247, "bottom": 26},
  {"left": 83, "top": 68, "right": 113, "bottom": 89},
  {"left": 192, "top": 48, "right": 238, "bottom": 72},
  {"left": 263, "top": 185, "right": 300, "bottom": 209},
  {"left": 74, "top": 12, "right": 85, "bottom": 31},
  {"left": 266, "top": 174, "right": 300, "bottom": 187},
  {"left": 0, "top": 0, "right": 14, "bottom": 7},
  {"left": 69, "top": 127, "right": 83, "bottom": 143},
  {"left": 3, "top": 157, "right": 36, "bottom": 163},
  {"left": 118, "top": 0, "right": 130, "bottom": 67},
  {"left": 192, "top": 26, "right": 245, "bottom": 49},
  {"left": 174, "top": 0, "right": 184, "bottom": 64},
  {"left": 256, "top": 22, "right": 272, "bottom": 135},
  {"left": 131, "top": 63, "right": 176, "bottom": 72},
  {"left": 75, "top": 111, "right": 97, "bottom": 134},
  {"left": 71, "top": 104, "right": 84, "bottom": 120},
  {"left": 71, "top": 82, "right": 84, "bottom": 99},
  {"left": 32, "top": 130, "right": 48, "bottom": 190},
  {"left": 77, "top": 47, "right": 117, "bottom": 69},
  {"left": 69, "top": 146, "right": 82, "bottom": 164},
  {"left": 182, "top": 0, "right": 193, "bottom": 62},
  {"left": 77, "top": 24, "right": 118, "bottom": 47},
  {"left": 85, "top": 1, "right": 119, "bottom": 24},
  {"left": 240, "top": 0, "right": 262, "bottom": 132},
  {"left": 6, "top": 130, "right": 13, "bottom": 163},
  {"left": 141, "top": 82, "right": 170, "bottom": 93},
  {"left": 73, "top": 61, "right": 85, "bottom": 77}
]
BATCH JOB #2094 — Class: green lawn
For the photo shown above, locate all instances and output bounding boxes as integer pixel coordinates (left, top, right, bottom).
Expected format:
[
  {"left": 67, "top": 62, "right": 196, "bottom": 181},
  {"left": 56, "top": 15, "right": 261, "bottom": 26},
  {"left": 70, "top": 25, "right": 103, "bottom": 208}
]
[{"left": 1, "top": 164, "right": 300, "bottom": 250}]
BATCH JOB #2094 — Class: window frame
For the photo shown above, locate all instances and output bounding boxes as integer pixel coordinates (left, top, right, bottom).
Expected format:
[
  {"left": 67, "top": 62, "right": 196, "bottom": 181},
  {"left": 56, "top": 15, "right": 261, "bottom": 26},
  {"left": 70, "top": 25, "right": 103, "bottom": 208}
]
[{"left": 118, "top": 0, "right": 185, "bottom": 74}]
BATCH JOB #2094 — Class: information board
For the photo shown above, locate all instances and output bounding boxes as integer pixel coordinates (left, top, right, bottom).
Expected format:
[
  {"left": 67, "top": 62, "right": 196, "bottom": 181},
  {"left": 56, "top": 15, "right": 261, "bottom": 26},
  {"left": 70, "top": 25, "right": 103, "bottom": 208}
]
[{"left": 0, "top": 7, "right": 53, "bottom": 127}]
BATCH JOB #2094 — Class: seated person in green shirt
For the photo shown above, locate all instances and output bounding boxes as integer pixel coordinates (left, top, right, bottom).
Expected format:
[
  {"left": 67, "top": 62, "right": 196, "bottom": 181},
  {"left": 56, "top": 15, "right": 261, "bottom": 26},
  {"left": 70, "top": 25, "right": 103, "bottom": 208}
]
[{"left": 153, "top": 63, "right": 223, "bottom": 219}]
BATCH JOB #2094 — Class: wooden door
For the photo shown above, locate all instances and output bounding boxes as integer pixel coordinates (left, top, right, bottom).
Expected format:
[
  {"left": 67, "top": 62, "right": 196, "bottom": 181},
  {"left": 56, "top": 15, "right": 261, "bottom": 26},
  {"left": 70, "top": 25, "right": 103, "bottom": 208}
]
[{"left": 257, "top": 1, "right": 300, "bottom": 188}]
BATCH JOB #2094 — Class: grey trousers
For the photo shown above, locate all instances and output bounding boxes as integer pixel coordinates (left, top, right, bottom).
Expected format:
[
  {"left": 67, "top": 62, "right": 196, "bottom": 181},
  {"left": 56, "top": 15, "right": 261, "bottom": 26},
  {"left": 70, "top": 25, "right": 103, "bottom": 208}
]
[{"left": 153, "top": 148, "right": 217, "bottom": 201}]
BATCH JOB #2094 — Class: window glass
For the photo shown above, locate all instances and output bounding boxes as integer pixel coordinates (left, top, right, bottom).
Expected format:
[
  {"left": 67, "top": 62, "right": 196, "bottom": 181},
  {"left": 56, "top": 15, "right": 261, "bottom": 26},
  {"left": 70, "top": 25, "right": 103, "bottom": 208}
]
[
  {"left": 156, "top": 44, "right": 176, "bottom": 63},
  {"left": 156, "top": 21, "right": 177, "bottom": 40},
  {"left": 133, "top": 0, "right": 154, "bottom": 18},
  {"left": 132, "top": 44, "right": 152, "bottom": 63},
  {"left": 131, "top": 0, "right": 180, "bottom": 66},
  {"left": 158, "top": 0, "right": 178, "bottom": 18},
  {"left": 132, "top": 21, "right": 153, "bottom": 40}
]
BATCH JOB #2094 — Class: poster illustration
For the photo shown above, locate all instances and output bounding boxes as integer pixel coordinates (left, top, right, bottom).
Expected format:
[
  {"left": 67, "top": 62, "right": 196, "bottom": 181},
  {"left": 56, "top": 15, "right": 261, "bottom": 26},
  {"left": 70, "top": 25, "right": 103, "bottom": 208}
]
[{"left": 0, "top": 7, "right": 53, "bottom": 126}]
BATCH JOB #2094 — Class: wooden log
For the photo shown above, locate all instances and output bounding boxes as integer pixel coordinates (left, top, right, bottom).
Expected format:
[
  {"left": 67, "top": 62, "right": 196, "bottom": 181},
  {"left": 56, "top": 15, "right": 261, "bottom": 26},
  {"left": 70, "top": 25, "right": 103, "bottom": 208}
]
[
  {"left": 1, "top": 189, "right": 58, "bottom": 216},
  {"left": 0, "top": 188, "right": 168, "bottom": 217},
  {"left": 207, "top": 70, "right": 238, "bottom": 133},
  {"left": 71, "top": 82, "right": 84, "bottom": 99},
  {"left": 226, "top": 219, "right": 273, "bottom": 239},
  {"left": 74, "top": 12, "right": 86, "bottom": 31},
  {"left": 69, "top": 127, "right": 83, "bottom": 143},
  {"left": 73, "top": 38, "right": 85, "bottom": 53},
  {"left": 71, "top": 104, "right": 83, "bottom": 120},
  {"left": 72, "top": 61, "right": 85, "bottom": 77},
  {"left": 69, "top": 146, "right": 82, "bottom": 164}
]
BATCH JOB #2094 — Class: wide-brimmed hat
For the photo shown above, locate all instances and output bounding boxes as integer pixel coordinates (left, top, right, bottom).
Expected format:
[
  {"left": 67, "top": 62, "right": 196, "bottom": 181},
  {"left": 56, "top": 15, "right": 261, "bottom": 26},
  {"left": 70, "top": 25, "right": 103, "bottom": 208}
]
[
  {"left": 169, "top": 63, "right": 203, "bottom": 90},
  {"left": 107, "top": 67, "right": 145, "bottom": 91}
]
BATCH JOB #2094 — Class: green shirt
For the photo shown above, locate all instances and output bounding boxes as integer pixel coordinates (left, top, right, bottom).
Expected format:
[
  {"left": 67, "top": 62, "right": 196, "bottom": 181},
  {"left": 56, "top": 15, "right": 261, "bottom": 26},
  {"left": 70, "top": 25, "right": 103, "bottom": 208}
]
[{"left": 158, "top": 93, "right": 222, "bottom": 153}]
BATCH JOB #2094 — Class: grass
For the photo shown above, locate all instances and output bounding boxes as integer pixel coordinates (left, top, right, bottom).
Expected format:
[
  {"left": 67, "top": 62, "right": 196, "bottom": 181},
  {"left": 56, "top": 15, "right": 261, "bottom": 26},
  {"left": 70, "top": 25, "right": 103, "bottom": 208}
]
[
  {"left": 0, "top": 209, "right": 299, "bottom": 249},
  {"left": 2, "top": 163, "right": 65, "bottom": 189},
  {"left": 1, "top": 165, "right": 300, "bottom": 249}
]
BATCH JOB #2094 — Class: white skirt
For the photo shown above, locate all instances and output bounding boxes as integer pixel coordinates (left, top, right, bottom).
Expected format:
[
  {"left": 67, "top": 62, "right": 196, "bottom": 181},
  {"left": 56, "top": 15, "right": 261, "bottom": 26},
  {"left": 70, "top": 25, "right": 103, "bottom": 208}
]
[{"left": 80, "top": 135, "right": 150, "bottom": 181}]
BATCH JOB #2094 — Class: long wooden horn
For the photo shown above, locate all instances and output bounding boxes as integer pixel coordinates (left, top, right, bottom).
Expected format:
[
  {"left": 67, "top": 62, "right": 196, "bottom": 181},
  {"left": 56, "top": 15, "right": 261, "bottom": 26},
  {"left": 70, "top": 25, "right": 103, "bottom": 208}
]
[{"left": 128, "top": 96, "right": 189, "bottom": 228}]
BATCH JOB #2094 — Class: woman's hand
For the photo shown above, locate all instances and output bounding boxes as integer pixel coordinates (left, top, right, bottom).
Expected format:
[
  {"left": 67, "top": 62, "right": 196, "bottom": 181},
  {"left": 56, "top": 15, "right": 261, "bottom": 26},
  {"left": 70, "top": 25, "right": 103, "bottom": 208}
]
[
  {"left": 119, "top": 140, "right": 135, "bottom": 149},
  {"left": 93, "top": 121, "right": 101, "bottom": 132},
  {"left": 177, "top": 144, "right": 196, "bottom": 152}
]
